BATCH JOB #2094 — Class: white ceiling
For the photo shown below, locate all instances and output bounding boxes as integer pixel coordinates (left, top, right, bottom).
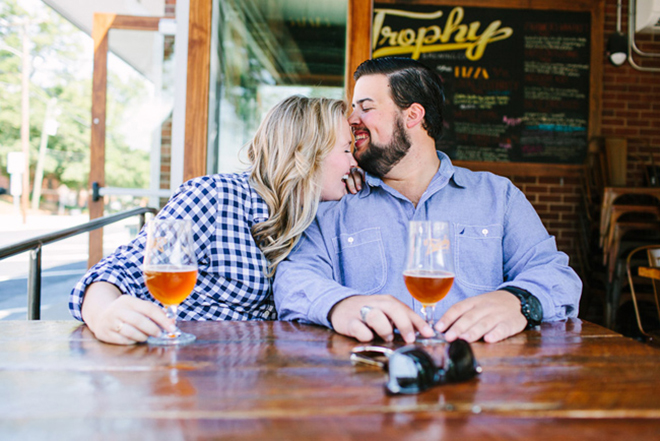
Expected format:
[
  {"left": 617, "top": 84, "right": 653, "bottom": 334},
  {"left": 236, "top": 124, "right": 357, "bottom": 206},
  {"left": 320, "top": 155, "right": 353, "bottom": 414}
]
[{"left": 42, "top": 0, "right": 167, "bottom": 82}]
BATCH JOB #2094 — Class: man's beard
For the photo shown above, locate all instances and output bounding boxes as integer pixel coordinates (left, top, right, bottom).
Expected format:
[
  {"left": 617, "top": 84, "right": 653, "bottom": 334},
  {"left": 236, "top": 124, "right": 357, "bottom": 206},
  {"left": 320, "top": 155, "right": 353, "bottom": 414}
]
[{"left": 356, "top": 116, "right": 412, "bottom": 178}]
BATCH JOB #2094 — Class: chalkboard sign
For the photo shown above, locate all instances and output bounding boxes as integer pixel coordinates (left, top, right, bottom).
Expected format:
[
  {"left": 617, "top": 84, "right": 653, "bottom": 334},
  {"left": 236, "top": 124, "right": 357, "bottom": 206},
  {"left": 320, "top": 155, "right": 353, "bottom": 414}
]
[{"left": 372, "top": 4, "right": 591, "bottom": 164}]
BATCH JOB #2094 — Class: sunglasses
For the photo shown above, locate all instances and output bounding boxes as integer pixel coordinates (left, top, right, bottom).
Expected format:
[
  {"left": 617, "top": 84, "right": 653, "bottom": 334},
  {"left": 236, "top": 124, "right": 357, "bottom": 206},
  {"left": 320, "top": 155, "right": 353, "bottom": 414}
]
[{"left": 350, "top": 339, "right": 482, "bottom": 395}]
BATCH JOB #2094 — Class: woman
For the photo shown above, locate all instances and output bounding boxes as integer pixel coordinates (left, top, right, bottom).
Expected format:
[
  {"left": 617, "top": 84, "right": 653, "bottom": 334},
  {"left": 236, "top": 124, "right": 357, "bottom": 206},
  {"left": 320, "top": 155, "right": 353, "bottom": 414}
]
[{"left": 70, "top": 96, "right": 357, "bottom": 344}]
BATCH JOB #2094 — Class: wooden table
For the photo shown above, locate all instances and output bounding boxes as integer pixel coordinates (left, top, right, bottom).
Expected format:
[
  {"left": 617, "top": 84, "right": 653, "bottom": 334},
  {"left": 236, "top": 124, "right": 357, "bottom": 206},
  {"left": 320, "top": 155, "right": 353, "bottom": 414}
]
[
  {"left": 639, "top": 266, "right": 660, "bottom": 281},
  {"left": 1, "top": 320, "right": 660, "bottom": 439}
]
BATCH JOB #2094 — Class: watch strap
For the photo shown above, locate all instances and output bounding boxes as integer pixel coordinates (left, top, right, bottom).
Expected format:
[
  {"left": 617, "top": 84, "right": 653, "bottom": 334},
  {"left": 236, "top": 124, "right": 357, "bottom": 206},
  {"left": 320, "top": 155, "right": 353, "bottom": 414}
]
[{"left": 500, "top": 286, "right": 543, "bottom": 329}]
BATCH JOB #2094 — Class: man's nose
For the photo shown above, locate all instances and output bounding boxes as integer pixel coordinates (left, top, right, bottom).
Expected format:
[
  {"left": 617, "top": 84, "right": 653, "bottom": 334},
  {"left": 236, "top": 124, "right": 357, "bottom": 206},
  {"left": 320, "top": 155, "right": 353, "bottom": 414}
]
[{"left": 347, "top": 111, "right": 359, "bottom": 125}]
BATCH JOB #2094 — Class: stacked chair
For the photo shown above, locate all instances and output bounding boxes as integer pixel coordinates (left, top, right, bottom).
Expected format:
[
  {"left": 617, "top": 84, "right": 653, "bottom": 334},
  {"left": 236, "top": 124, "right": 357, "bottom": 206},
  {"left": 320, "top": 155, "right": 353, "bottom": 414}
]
[
  {"left": 578, "top": 137, "right": 660, "bottom": 333},
  {"left": 625, "top": 245, "right": 660, "bottom": 345}
]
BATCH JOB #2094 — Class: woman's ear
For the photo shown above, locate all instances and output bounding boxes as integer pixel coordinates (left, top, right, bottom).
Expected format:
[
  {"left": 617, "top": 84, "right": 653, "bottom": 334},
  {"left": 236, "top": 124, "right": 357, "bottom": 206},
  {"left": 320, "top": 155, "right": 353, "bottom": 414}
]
[{"left": 405, "top": 103, "right": 426, "bottom": 129}]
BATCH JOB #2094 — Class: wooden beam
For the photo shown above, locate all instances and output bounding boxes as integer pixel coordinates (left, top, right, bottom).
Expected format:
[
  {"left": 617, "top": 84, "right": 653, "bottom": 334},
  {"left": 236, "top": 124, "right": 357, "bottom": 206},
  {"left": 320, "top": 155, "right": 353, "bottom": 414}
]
[
  {"left": 374, "top": 0, "right": 598, "bottom": 11},
  {"left": 104, "top": 15, "right": 161, "bottom": 31},
  {"left": 88, "top": 13, "right": 114, "bottom": 268},
  {"left": 453, "top": 161, "right": 583, "bottom": 177},
  {"left": 345, "top": 0, "right": 373, "bottom": 101},
  {"left": 184, "top": 0, "right": 213, "bottom": 180},
  {"left": 88, "top": 14, "right": 162, "bottom": 268}
]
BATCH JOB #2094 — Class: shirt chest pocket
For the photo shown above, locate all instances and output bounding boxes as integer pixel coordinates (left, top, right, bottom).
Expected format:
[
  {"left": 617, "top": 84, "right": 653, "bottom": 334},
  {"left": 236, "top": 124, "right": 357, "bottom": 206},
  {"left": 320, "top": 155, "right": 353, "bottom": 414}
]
[
  {"left": 332, "top": 228, "right": 387, "bottom": 294},
  {"left": 455, "top": 224, "right": 504, "bottom": 291}
]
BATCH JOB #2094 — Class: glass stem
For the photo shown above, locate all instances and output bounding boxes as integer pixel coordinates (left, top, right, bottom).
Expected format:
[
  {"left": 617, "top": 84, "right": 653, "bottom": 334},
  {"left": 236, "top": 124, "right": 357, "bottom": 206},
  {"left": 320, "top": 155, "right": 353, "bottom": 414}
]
[
  {"left": 421, "top": 304, "right": 437, "bottom": 331},
  {"left": 164, "top": 304, "right": 181, "bottom": 336}
]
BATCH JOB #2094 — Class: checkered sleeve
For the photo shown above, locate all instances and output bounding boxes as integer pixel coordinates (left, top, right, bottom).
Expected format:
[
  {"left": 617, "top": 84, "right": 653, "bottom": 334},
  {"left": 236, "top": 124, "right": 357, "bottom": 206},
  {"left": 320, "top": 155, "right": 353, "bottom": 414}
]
[{"left": 69, "top": 173, "right": 275, "bottom": 322}]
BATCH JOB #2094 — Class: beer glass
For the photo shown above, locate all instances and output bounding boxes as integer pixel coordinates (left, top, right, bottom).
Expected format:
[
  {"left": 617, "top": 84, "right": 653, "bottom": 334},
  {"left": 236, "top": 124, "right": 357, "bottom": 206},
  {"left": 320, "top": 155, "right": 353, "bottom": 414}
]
[
  {"left": 403, "top": 221, "right": 455, "bottom": 344},
  {"left": 143, "top": 218, "right": 197, "bottom": 345}
]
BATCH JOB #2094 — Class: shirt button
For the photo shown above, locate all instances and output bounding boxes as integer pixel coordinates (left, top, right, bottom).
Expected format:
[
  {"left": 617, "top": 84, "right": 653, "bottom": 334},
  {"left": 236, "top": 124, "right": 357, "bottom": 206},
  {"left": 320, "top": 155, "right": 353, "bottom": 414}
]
[
  {"left": 347, "top": 237, "right": 354, "bottom": 244},
  {"left": 482, "top": 229, "right": 488, "bottom": 236}
]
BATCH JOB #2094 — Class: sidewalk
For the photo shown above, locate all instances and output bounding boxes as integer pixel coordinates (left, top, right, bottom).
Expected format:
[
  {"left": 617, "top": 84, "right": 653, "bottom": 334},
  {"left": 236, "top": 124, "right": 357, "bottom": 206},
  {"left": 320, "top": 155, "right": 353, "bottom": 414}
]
[{"left": 0, "top": 209, "right": 141, "bottom": 320}]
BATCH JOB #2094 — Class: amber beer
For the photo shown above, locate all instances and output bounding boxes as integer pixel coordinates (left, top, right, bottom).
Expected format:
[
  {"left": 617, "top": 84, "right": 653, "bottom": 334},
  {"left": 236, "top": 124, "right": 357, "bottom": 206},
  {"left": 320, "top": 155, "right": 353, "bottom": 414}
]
[
  {"left": 403, "top": 270, "right": 454, "bottom": 306},
  {"left": 144, "top": 265, "right": 197, "bottom": 306}
]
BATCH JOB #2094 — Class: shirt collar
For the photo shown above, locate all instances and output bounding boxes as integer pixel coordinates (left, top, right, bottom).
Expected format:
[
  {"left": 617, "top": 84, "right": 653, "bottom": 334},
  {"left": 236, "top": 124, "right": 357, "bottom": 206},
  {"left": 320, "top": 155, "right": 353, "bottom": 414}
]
[{"left": 362, "top": 151, "right": 466, "bottom": 198}]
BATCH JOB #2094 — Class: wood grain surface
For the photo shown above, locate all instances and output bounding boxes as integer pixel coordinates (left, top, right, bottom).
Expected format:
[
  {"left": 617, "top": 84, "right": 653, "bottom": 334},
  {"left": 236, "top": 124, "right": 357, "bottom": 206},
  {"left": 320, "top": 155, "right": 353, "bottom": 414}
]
[{"left": 1, "top": 319, "right": 659, "bottom": 439}]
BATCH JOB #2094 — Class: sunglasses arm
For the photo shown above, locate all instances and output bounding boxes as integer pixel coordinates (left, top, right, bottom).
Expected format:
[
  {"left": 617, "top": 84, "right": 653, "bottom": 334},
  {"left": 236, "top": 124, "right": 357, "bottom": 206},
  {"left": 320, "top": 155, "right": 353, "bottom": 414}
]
[{"left": 350, "top": 345, "right": 395, "bottom": 369}]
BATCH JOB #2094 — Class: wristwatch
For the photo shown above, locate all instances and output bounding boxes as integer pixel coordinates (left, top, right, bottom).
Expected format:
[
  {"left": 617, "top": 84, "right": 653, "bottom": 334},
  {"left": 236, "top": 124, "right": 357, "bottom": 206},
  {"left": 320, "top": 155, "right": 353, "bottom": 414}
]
[{"left": 500, "top": 286, "right": 543, "bottom": 330}]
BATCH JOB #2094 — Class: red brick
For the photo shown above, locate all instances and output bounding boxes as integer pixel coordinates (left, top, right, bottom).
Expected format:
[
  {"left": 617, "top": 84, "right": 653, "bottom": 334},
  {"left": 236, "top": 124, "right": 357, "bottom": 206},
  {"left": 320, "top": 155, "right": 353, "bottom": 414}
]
[
  {"left": 617, "top": 93, "right": 642, "bottom": 101},
  {"left": 614, "top": 110, "right": 640, "bottom": 119},
  {"left": 561, "top": 213, "right": 579, "bottom": 221},
  {"left": 601, "top": 118, "right": 620, "bottom": 126},
  {"left": 540, "top": 212, "right": 560, "bottom": 221},
  {"left": 640, "top": 76, "right": 660, "bottom": 85},
  {"left": 549, "top": 205, "right": 574, "bottom": 213},
  {"left": 525, "top": 186, "right": 548, "bottom": 193},
  {"left": 539, "top": 177, "right": 561, "bottom": 185},
  {"left": 511, "top": 176, "right": 537, "bottom": 184},
  {"left": 549, "top": 222, "right": 574, "bottom": 229},
  {"left": 561, "top": 177, "right": 581, "bottom": 186},
  {"left": 539, "top": 195, "right": 562, "bottom": 203},
  {"left": 628, "top": 85, "right": 654, "bottom": 94},
  {"left": 556, "top": 239, "right": 573, "bottom": 248},
  {"left": 628, "top": 103, "right": 652, "bottom": 110},
  {"left": 628, "top": 120, "right": 651, "bottom": 127},
  {"left": 613, "top": 128, "right": 640, "bottom": 136},
  {"left": 563, "top": 195, "right": 582, "bottom": 204}
]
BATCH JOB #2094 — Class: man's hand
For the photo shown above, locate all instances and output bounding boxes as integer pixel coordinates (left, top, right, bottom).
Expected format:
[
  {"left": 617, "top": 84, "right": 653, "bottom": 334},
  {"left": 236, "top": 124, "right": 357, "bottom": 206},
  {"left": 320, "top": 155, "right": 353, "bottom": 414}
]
[
  {"left": 344, "top": 167, "right": 364, "bottom": 194},
  {"left": 435, "top": 290, "right": 527, "bottom": 343},
  {"left": 82, "top": 282, "right": 175, "bottom": 345},
  {"left": 329, "top": 294, "right": 434, "bottom": 344}
]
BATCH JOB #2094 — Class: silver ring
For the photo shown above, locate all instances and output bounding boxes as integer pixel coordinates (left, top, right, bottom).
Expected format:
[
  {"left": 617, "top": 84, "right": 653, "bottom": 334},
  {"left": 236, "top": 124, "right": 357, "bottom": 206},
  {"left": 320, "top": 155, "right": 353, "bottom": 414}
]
[
  {"left": 115, "top": 321, "right": 124, "bottom": 333},
  {"left": 360, "top": 305, "right": 374, "bottom": 323}
]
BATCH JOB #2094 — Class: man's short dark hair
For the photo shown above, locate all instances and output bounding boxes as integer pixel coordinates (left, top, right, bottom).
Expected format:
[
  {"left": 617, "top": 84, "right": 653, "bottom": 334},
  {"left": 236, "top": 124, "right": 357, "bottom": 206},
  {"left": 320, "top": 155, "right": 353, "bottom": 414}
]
[{"left": 354, "top": 57, "right": 445, "bottom": 144}]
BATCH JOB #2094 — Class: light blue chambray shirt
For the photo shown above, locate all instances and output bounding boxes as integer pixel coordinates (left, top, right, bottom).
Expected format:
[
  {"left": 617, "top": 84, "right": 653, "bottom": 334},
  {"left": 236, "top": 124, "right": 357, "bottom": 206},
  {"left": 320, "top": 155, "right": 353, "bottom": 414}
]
[{"left": 273, "top": 152, "right": 582, "bottom": 328}]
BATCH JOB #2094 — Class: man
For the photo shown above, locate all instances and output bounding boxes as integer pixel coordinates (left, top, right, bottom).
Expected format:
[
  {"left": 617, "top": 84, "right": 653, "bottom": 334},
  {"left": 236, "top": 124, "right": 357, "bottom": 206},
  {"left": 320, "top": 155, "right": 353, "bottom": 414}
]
[{"left": 273, "top": 57, "right": 581, "bottom": 344}]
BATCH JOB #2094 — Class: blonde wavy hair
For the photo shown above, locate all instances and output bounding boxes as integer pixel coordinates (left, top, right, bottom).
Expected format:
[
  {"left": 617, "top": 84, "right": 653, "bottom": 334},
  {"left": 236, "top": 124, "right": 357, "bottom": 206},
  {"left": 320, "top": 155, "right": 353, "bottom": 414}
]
[{"left": 247, "top": 95, "right": 348, "bottom": 275}]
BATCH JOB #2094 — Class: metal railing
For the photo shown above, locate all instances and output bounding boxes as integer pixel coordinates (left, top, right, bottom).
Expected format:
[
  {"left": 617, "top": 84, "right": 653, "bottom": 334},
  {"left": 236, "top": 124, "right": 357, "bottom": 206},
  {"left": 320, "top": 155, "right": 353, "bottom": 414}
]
[{"left": 0, "top": 207, "right": 158, "bottom": 320}]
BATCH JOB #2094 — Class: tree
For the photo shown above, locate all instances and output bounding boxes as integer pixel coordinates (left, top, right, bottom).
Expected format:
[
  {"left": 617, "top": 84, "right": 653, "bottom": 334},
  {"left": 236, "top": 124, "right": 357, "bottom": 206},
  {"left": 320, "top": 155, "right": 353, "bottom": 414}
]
[{"left": 0, "top": 0, "right": 152, "bottom": 208}]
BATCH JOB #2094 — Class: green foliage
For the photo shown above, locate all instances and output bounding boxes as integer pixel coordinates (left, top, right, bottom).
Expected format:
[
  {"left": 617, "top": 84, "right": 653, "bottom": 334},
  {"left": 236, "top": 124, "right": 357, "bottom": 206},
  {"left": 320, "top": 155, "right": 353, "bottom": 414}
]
[{"left": 0, "top": 0, "right": 152, "bottom": 197}]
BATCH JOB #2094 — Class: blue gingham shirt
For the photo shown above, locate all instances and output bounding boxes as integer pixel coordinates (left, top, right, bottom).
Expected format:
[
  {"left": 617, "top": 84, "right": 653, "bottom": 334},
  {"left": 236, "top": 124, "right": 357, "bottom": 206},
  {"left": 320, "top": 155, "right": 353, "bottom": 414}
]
[
  {"left": 274, "top": 152, "right": 582, "bottom": 328},
  {"left": 69, "top": 172, "right": 276, "bottom": 322}
]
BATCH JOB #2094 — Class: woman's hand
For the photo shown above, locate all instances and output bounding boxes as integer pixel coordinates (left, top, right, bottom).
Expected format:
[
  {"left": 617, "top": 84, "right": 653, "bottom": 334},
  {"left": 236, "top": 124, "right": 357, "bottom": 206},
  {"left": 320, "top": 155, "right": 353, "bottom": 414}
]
[
  {"left": 81, "top": 282, "right": 175, "bottom": 345},
  {"left": 344, "top": 167, "right": 364, "bottom": 194}
]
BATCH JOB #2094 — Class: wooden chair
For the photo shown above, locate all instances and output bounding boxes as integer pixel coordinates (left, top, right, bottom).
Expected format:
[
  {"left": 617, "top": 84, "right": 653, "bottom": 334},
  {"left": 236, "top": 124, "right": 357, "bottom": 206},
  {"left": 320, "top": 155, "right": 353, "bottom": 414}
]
[{"left": 625, "top": 245, "right": 660, "bottom": 345}]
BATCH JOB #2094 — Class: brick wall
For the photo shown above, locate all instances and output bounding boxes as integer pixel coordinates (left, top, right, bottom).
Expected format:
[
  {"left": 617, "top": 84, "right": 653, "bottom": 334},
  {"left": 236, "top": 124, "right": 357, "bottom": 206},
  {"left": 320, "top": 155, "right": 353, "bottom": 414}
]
[
  {"left": 160, "top": 117, "right": 173, "bottom": 208},
  {"left": 165, "top": 0, "right": 176, "bottom": 17},
  {"left": 510, "top": 176, "right": 582, "bottom": 262},
  {"left": 159, "top": 0, "right": 176, "bottom": 207},
  {"left": 601, "top": 0, "right": 660, "bottom": 186},
  {"left": 506, "top": 0, "right": 660, "bottom": 270}
]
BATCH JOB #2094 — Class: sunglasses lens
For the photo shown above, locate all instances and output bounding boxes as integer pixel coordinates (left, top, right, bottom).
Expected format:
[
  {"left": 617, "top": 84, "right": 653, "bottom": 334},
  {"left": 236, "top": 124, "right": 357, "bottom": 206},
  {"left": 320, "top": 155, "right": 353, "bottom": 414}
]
[
  {"left": 385, "top": 347, "right": 437, "bottom": 395},
  {"left": 445, "top": 339, "right": 481, "bottom": 382}
]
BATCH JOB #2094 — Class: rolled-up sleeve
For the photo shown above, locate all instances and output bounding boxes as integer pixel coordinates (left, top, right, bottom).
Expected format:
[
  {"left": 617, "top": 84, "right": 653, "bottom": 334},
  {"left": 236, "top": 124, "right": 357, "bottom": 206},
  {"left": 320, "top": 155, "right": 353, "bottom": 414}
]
[
  {"left": 499, "top": 185, "right": 582, "bottom": 321},
  {"left": 273, "top": 217, "right": 358, "bottom": 328},
  {"left": 69, "top": 237, "right": 149, "bottom": 321}
]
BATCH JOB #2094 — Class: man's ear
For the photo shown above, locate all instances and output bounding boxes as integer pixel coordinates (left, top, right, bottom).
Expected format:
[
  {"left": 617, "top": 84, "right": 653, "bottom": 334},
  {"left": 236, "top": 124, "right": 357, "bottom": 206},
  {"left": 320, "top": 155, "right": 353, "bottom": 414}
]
[{"left": 405, "top": 103, "right": 425, "bottom": 129}]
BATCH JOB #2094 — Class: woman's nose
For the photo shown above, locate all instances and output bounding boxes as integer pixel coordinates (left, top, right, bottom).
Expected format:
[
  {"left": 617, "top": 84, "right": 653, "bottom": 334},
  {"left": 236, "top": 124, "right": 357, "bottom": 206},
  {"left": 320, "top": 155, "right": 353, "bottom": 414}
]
[{"left": 349, "top": 155, "right": 358, "bottom": 167}]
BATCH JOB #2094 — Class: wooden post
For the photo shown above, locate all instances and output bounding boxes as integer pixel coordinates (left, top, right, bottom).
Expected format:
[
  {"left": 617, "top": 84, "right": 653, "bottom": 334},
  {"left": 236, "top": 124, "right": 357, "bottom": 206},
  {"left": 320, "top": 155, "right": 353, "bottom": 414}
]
[
  {"left": 88, "top": 14, "right": 162, "bottom": 268},
  {"left": 345, "top": 0, "right": 373, "bottom": 101},
  {"left": 183, "top": 0, "right": 213, "bottom": 181},
  {"left": 89, "top": 13, "right": 114, "bottom": 268}
]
